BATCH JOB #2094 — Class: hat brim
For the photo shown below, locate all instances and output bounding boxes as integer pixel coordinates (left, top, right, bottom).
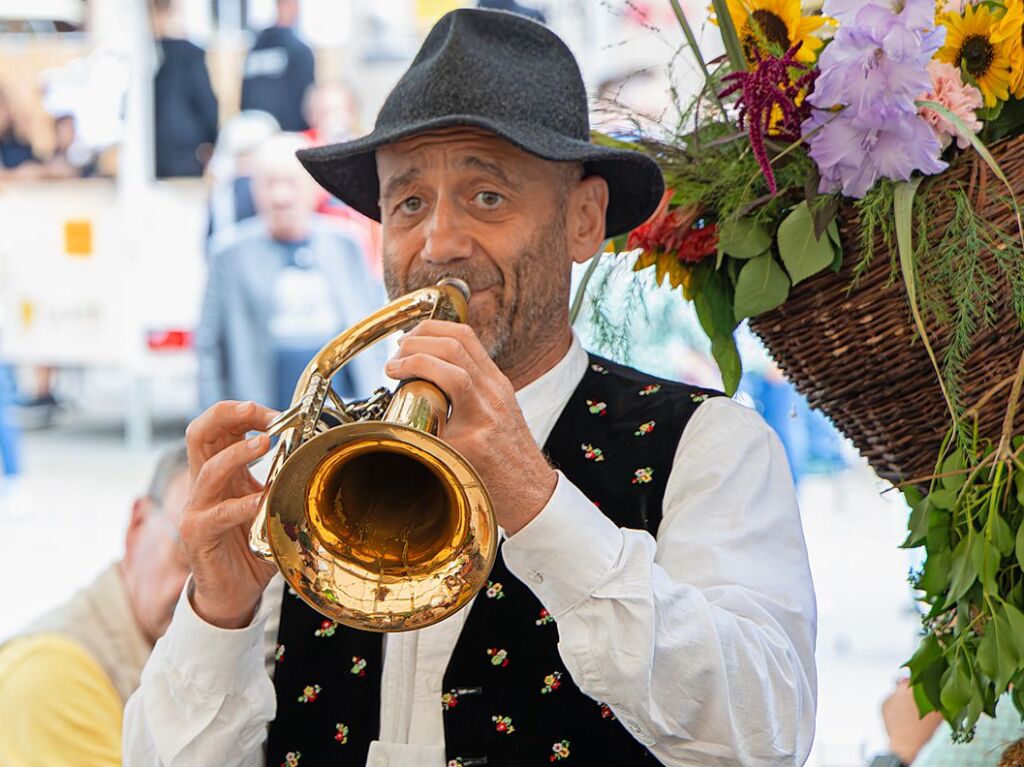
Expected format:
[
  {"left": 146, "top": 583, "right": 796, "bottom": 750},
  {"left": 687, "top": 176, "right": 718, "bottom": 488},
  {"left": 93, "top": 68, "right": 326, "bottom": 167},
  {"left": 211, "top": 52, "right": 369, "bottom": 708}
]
[{"left": 296, "top": 115, "right": 665, "bottom": 238}]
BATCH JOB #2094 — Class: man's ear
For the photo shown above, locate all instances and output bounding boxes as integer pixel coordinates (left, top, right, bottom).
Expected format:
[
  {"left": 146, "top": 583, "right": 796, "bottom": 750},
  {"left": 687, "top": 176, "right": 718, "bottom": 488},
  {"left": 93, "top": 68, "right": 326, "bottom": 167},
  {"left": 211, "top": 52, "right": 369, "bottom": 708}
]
[
  {"left": 567, "top": 175, "right": 610, "bottom": 265},
  {"left": 125, "top": 497, "right": 150, "bottom": 555}
]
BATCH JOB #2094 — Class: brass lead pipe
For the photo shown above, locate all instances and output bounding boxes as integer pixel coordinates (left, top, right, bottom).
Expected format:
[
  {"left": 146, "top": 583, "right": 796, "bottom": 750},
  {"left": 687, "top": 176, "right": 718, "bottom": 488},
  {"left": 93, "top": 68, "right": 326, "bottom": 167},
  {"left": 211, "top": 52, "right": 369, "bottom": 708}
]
[{"left": 247, "top": 279, "right": 496, "bottom": 632}]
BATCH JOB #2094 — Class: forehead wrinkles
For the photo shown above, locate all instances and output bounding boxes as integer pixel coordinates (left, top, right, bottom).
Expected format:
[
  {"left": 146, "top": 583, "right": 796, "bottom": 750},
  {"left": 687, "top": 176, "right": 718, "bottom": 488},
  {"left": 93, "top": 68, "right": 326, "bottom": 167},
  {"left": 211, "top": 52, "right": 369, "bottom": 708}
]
[{"left": 377, "top": 132, "right": 527, "bottom": 188}]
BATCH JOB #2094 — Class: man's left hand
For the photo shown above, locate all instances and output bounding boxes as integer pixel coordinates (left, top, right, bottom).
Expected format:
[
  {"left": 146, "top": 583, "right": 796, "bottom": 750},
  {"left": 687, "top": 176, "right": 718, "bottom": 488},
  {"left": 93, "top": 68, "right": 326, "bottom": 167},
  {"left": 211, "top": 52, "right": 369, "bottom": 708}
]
[{"left": 385, "top": 319, "right": 558, "bottom": 535}]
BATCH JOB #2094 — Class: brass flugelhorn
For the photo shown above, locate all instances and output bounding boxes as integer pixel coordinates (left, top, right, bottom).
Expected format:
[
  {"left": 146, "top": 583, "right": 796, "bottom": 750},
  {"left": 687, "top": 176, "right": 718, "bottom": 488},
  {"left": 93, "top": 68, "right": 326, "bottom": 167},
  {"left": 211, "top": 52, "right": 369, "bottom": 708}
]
[{"left": 248, "top": 279, "right": 497, "bottom": 632}]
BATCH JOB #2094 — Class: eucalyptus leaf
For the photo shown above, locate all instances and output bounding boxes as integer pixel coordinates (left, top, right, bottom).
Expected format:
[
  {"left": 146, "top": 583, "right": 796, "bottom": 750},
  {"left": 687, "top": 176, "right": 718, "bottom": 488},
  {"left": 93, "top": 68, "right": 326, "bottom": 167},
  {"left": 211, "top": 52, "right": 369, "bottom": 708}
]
[
  {"left": 1003, "top": 603, "right": 1024, "bottom": 659},
  {"left": 717, "top": 217, "right": 772, "bottom": 260},
  {"left": 777, "top": 201, "right": 836, "bottom": 285},
  {"left": 916, "top": 550, "right": 950, "bottom": 596},
  {"left": 733, "top": 254, "right": 790, "bottom": 321},
  {"left": 1015, "top": 517, "right": 1024, "bottom": 570},
  {"left": 694, "top": 264, "right": 742, "bottom": 396}
]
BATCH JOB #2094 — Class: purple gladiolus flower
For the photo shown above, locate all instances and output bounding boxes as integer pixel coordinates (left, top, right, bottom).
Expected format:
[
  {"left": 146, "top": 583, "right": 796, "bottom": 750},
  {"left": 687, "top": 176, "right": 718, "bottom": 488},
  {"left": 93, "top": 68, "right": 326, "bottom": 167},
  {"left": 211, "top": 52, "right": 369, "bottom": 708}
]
[
  {"left": 802, "top": 108, "right": 947, "bottom": 198},
  {"left": 802, "top": 0, "right": 947, "bottom": 197}
]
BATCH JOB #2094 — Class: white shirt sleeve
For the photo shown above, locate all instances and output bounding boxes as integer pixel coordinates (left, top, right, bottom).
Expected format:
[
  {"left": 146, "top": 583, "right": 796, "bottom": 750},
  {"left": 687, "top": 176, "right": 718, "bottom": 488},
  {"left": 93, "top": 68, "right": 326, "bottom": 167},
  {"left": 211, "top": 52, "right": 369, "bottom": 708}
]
[
  {"left": 502, "top": 397, "right": 818, "bottom": 767},
  {"left": 122, "top": 578, "right": 277, "bottom": 767}
]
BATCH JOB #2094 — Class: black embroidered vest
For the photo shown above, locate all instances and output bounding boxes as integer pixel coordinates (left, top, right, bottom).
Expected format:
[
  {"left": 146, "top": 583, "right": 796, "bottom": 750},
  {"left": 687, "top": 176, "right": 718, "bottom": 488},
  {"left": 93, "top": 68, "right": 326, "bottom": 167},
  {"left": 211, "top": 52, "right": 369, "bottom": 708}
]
[{"left": 266, "top": 355, "right": 719, "bottom": 767}]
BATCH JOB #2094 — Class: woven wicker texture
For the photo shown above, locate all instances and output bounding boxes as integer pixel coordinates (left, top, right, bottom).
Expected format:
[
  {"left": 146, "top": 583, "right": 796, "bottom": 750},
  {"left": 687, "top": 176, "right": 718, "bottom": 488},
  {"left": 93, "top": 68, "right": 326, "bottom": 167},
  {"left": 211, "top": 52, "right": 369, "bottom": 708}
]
[{"left": 749, "top": 134, "right": 1024, "bottom": 485}]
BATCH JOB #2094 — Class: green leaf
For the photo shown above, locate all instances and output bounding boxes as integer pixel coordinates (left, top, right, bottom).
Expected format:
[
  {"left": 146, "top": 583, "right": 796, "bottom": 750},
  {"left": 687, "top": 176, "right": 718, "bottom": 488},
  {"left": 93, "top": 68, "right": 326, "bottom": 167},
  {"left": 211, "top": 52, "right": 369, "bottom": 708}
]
[
  {"left": 978, "top": 626, "right": 999, "bottom": 680},
  {"left": 947, "top": 536, "right": 977, "bottom": 605},
  {"left": 926, "top": 507, "right": 953, "bottom": 554},
  {"left": 993, "top": 610, "right": 1020, "bottom": 694},
  {"left": 1003, "top": 603, "right": 1024, "bottom": 659},
  {"left": 894, "top": 177, "right": 959, "bottom": 430},
  {"left": 777, "top": 202, "right": 836, "bottom": 285},
  {"left": 693, "top": 264, "right": 742, "bottom": 396},
  {"left": 826, "top": 217, "right": 841, "bottom": 246},
  {"left": 1015, "top": 517, "right": 1024, "bottom": 570},
  {"left": 940, "top": 657, "right": 974, "bottom": 717},
  {"left": 906, "top": 633, "right": 944, "bottom": 683},
  {"left": 940, "top": 452, "right": 967, "bottom": 493},
  {"left": 993, "top": 512, "right": 1014, "bottom": 558},
  {"left": 916, "top": 550, "right": 950, "bottom": 595},
  {"left": 709, "top": 0, "right": 747, "bottom": 74},
  {"left": 970, "top": 535, "right": 1001, "bottom": 593},
  {"left": 1015, "top": 470, "right": 1024, "bottom": 506},
  {"left": 915, "top": 654, "right": 949, "bottom": 715},
  {"left": 717, "top": 217, "right": 771, "bottom": 260},
  {"left": 733, "top": 254, "right": 790, "bottom": 321},
  {"left": 904, "top": 496, "right": 931, "bottom": 548},
  {"left": 928, "top": 488, "right": 958, "bottom": 510}
]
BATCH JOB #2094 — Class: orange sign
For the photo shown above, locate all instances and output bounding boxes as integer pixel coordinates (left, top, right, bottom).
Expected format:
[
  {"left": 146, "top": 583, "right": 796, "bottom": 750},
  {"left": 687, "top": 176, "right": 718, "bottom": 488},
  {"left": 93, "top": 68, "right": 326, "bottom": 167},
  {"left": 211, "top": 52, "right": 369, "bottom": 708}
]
[{"left": 64, "top": 219, "right": 93, "bottom": 257}]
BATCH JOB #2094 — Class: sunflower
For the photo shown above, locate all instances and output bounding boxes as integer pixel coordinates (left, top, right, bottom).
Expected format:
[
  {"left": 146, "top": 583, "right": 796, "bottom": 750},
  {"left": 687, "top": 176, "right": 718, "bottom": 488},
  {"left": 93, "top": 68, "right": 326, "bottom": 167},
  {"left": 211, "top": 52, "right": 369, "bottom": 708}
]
[
  {"left": 994, "top": 0, "right": 1024, "bottom": 99},
  {"left": 937, "top": 3, "right": 1015, "bottom": 108},
  {"left": 724, "top": 0, "right": 828, "bottom": 66}
]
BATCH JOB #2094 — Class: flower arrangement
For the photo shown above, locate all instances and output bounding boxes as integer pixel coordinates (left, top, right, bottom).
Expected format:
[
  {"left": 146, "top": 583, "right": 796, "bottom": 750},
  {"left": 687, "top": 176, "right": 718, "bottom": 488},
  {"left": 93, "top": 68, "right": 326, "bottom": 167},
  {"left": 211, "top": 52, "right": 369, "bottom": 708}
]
[
  {"left": 600, "top": 0, "right": 1024, "bottom": 739},
  {"left": 606, "top": 0, "right": 1024, "bottom": 396}
]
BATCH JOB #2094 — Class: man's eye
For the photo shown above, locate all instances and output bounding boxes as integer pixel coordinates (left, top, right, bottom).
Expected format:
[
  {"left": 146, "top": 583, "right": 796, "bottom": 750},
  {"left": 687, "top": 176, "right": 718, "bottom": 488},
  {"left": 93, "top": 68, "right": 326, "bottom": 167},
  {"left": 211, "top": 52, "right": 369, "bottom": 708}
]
[
  {"left": 400, "top": 197, "right": 423, "bottom": 213},
  {"left": 475, "top": 191, "right": 504, "bottom": 208}
]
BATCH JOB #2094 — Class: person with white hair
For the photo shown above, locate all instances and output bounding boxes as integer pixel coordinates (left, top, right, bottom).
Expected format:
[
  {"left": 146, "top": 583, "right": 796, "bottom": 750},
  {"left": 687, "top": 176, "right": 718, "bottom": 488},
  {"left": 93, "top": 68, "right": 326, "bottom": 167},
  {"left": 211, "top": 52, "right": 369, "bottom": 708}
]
[{"left": 195, "top": 132, "right": 387, "bottom": 413}]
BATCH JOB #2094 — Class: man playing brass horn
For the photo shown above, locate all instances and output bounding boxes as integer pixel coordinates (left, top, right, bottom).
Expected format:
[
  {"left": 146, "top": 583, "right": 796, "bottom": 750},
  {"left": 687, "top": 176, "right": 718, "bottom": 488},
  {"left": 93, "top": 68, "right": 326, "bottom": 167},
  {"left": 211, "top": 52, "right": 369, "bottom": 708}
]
[{"left": 125, "top": 9, "right": 816, "bottom": 767}]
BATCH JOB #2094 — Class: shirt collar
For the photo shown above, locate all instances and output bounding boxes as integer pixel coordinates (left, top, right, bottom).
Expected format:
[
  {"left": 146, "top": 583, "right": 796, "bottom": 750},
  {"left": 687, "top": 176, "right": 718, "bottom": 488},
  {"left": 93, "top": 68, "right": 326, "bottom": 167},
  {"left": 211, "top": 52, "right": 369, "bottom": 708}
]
[{"left": 514, "top": 332, "right": 588, "bottom": 436}]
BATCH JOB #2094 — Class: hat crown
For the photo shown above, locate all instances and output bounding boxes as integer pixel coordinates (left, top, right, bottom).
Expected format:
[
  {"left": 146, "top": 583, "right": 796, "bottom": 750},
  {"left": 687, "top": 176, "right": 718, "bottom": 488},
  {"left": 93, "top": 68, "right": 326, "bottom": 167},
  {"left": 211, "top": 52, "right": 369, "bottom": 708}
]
[{"left": 376, "top": 9, "right": 590, "bottom": 141}]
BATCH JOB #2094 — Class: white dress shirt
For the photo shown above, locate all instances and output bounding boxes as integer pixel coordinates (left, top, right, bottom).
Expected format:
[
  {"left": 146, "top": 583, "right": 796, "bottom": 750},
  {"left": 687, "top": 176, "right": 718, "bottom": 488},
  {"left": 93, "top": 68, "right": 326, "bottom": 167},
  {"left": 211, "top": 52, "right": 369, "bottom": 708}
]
[{"left": 124, "top": 335, "right": 817, "bottom": 767}]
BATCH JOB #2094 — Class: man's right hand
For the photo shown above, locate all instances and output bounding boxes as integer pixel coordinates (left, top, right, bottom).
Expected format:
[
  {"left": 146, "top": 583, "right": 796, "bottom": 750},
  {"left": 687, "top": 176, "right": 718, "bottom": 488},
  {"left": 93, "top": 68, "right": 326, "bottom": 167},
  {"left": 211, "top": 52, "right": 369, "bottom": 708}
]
[{"left": 181, "top": 400, "right": 279, "bottom": 629}]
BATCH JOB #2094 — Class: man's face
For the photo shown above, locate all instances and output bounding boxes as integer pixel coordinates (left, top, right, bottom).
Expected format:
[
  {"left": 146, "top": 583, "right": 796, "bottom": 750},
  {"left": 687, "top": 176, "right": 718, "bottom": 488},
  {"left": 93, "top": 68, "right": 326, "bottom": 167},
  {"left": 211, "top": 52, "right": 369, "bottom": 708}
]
[
  {"left": 252, "top": 153, "right": 318, "bottom": 242},
  {"left": 123, "top": 471, "right": 190, "bottom": 644},
  {"left": 377, "top": 129, "right": 577, "bottom": 371}
]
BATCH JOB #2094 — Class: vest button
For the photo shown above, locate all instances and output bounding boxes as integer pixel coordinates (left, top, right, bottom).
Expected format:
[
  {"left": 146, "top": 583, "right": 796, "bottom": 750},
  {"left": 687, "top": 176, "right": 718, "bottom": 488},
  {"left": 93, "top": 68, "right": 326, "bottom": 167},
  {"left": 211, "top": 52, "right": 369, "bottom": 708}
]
[
  {"left": 529, "top": 570, "right": 544, "bottom": 584},
  {"left": 427, "top": 674, "right": 442, "bottom": 692}
]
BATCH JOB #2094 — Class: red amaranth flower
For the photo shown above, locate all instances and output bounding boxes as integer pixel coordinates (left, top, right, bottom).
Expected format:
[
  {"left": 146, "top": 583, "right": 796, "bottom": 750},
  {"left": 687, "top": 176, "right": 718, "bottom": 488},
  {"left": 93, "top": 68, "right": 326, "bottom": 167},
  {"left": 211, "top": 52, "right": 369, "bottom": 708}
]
[
  {"left": 719, "top": 43, "right": 817, "bottom": 194},
  {"left": 627, "top": 189, "right": 718, "bottom": 265}
]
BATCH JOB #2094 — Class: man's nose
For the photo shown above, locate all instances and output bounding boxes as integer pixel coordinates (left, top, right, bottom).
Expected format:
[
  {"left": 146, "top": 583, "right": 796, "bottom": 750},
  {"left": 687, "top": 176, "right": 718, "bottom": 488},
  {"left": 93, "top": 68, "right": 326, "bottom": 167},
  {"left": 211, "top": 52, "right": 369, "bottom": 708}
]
[{"left": 420, "top": 194, "right": 473, "bottom": 264}]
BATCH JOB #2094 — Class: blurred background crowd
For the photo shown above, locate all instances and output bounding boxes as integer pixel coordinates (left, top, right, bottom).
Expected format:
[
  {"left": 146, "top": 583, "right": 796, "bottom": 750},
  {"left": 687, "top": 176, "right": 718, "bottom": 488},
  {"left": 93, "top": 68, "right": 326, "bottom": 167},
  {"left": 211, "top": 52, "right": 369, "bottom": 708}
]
[{"left": 0, "top": 1, "right": 956, "bottom": 765}]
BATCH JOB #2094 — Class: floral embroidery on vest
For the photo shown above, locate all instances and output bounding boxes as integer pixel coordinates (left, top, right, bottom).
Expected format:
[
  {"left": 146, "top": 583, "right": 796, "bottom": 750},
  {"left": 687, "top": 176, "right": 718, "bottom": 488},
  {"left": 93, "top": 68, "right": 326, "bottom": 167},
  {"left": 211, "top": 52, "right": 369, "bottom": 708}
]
[
  {"left": 631, "top": 467, "right": 654, "bottom": 484},
  {"left": 350, "top": 656, "right": 366, "bottom": 676},
  {"left": 486, "top": 647, "right": 509, "bottom": 666},
  {"left": 441, "top": 690, "right": 459, "bottom": 710},
  {"left": 274, "top": 643, "right": 285, "bottom": 663},
  {"left": 690, "top": 391, "right": 710, "bottom": 403},
  {"left": 536, "top": 608, "right": 555, "bottom": 626},
  {"left": 634, "top": 420, "right": 655, "bottom": 436},
  {"left": 485, "top": 580, "right": 505, "bottom": 599},
  {"left": 334, "top": 723, "right": 349, "bottom": 744},
  {"left": 550, "top": 740, "right": 571, "bottom": 761},
  {"left": 639, "top": 384, "right": 661, "bottom": 396},
  {"left": 598, "top": 702, "right": 617, "bottom": 720},
  {"left": 581, "top": 443, "right": 605, "bottom": 462},
  {"left": 586, "top": 399, "right": 607, "bottom": 416},
  {"left": 590, "top": 363, "right": 609, "bottom": 375},
  {"left": 297, "top": 684, "right": 321, "bottom": 703},
  {"left": 314, "top": 620, "right": 336, "bottom": 638},
  {"left": 541, "top": 671, "right": 563, "bottom": 694},
  {"left": 281, "top": 751, "right": 301, "bottom": 766},
  {"left": 492, "top": 714, "right": 516, "bottom": 734},
  {"left": 448, "top": 760, "right": 464, "bottom": 767}
]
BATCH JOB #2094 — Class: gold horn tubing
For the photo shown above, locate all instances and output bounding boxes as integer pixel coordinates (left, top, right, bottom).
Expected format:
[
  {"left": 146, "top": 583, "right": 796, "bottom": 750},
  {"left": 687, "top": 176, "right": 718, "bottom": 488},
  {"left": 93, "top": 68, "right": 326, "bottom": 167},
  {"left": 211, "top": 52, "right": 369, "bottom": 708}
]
[{"left": 246, "top": 277, "right": 497, "bottom": 634}]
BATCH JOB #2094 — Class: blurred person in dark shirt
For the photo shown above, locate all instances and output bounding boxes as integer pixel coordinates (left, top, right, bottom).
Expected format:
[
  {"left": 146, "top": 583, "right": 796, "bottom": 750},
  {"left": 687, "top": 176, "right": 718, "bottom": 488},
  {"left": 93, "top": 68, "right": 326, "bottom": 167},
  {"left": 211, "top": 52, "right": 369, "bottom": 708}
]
[
  {"left": 151, "top": 0, "right": 219, "bottom": 178},
  {"left": 477, "top": 0, "right": 546, "bottom": 23},
  {"left": 0, "top": 85, "right": 43, "bottom": 178},
  {"left": 240, "top": 0, "right": 315, "bottom": 132}
]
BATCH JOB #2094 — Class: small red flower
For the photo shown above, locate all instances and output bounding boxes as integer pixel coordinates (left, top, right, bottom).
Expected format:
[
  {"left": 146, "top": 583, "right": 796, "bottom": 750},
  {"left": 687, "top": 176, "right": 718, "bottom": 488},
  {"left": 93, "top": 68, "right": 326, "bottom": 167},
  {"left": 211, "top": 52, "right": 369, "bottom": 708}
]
[{"left": 627, "top": 189, "right": 718, "bottom": 265}]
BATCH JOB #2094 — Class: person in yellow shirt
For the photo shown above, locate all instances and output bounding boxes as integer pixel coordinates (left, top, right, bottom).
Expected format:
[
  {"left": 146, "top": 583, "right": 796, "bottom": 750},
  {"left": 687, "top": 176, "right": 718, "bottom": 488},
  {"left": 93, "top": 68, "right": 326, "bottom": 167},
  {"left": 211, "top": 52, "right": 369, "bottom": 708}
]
[{"left": 0, "top": 443, "right": 189, "bottom": 767}]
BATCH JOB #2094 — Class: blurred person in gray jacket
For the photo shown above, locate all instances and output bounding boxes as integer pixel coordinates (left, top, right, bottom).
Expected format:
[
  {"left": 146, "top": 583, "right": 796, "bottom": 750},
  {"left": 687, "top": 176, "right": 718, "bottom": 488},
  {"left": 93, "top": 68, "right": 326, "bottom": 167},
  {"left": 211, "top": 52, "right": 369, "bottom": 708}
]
[{"left": 195, "top": 132, "right": 387, "bottom": 412}]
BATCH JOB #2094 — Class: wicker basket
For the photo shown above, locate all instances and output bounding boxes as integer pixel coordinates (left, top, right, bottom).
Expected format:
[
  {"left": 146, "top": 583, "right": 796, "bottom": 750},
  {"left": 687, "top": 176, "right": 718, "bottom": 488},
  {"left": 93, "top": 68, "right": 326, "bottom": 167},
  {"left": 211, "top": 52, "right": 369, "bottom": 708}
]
[{"left": 748, "top": 133, "right": 1024, "bottom": 485}]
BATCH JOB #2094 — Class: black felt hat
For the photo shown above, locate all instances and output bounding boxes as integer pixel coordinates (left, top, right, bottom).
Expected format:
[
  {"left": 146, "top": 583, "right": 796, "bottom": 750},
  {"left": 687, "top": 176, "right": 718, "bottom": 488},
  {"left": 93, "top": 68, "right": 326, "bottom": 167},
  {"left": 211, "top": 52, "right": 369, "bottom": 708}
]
[{"left": 296, "top": 8, "right": 665, "bottom": 238}]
